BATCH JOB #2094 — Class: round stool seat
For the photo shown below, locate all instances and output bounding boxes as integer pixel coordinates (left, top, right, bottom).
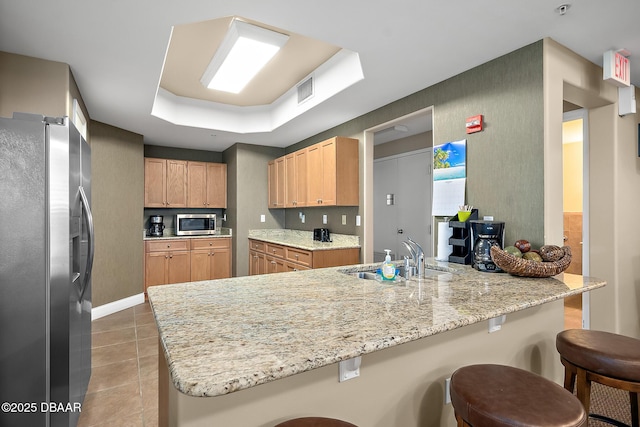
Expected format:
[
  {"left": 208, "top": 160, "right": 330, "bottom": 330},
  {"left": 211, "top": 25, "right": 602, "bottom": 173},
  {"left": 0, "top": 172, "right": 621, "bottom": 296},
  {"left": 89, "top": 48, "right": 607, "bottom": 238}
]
[
  {"left": 274, "top": 417, "right": 358, "bottom": 427},
  {"left": 450, "top": 364, "right": 587, "bottom": 427},
  {"left": 556, "top": 329, "right": 640, "bottom": 382}
]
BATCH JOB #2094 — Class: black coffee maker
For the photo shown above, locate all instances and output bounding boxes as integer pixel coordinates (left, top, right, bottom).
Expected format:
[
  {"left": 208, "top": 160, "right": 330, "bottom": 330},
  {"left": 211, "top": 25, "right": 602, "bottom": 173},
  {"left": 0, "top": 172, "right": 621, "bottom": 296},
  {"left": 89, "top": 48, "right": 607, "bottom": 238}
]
[
  {"left": 148, "top": 215, "right": 165, "bottom": 237},
  {"left": 469, "top": 220, "right": 505, "bottom": 272}
]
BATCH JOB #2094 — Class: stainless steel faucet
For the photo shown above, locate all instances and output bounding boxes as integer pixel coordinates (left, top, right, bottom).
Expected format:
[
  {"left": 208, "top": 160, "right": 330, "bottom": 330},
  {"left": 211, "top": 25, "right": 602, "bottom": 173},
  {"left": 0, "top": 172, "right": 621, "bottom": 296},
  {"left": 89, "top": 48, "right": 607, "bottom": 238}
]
[{"left": 402, "top": 238, "right": 425, "bottom": 278}]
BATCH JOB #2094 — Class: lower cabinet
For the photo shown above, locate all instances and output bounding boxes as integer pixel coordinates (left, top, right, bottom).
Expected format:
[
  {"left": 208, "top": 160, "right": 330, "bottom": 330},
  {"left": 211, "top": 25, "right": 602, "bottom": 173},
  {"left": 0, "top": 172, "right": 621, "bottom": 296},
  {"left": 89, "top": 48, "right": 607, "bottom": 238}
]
[
  {"left": 248, "top": 239, "right": 359, "bottom": 275},
  {"left": 190, "top": 238, "right": 232, "bottom": 281},
  {"left": 145, "top": 240, "right": 191, "bottom": 290},
  {"left": 145, "top": 237, "right": 232, "bottom": 294}
]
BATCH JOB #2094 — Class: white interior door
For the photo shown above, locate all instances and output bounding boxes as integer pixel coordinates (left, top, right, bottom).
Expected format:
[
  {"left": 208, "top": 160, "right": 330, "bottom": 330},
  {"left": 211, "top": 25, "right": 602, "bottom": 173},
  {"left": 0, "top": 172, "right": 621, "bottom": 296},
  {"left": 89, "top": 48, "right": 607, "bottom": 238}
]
[{"left": 374, "top": 149, "right": 432, "bottom": 261}]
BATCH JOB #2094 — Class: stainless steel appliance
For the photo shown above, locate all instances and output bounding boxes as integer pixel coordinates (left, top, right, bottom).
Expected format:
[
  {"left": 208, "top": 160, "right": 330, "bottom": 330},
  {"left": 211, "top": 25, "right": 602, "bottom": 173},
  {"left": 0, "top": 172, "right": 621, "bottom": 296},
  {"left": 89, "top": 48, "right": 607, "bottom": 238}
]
[
  {"left": 0, "top": 113, "right": 94, "bottom": 427},
  {"left": 148, "top": 214, "right": 165, "bottom": 237},
  {"left": 314, "top": 228, "right": 331, "bottom": 242},
  {"left": 176, "top": 213, "right": 216, "bottom": 236},
  {"left": 469, "top": 220, "right": 505, "bottom": 272}
]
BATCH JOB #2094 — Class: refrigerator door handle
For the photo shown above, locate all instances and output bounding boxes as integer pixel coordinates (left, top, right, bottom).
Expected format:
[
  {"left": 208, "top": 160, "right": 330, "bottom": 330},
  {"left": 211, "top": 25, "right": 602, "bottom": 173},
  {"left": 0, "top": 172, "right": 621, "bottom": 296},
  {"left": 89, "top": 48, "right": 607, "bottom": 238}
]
[{"left": 79, "top": 186, "right": 94, "bottom": 299}]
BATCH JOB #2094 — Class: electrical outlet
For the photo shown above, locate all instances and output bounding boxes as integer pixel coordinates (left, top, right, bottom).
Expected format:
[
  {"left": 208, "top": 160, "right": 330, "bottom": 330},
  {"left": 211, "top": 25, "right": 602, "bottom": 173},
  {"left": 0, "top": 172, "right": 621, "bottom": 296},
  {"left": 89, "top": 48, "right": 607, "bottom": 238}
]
[
  {"left": 444, "top": 377, "right": 451, "bottom": 404},
  {"left": 339, "top": 357, "right": 361, "bottom": 382},
  {"left": 342, "top": 214, "right": 347, "bottom": 225},
  {"left": 356, "top": 215, "right": 361, "bottom": 226},
  {"left": 322, "top": 214, "right": 327, "bottom": 224},
  {"left": 260, "top": 214, "right": 265, "bottom": 223}
]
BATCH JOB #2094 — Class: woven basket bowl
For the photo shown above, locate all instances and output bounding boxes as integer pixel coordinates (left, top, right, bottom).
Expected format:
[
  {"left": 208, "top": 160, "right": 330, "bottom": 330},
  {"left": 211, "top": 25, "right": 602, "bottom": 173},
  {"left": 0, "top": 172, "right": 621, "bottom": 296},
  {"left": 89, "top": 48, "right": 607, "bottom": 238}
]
[{"left": 490, "top": 245, "right": 572, "bottom": 278}]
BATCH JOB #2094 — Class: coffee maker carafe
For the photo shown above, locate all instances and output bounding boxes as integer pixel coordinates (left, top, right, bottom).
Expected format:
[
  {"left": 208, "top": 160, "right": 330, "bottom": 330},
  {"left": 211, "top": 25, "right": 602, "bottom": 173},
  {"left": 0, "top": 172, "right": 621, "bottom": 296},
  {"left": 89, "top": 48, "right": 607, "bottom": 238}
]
[
  {"left": 469, "top": 220, "right": 505, "bottom": 272},
  {"left": 148, "top": 215, "right": 165, "bottom": 237}
]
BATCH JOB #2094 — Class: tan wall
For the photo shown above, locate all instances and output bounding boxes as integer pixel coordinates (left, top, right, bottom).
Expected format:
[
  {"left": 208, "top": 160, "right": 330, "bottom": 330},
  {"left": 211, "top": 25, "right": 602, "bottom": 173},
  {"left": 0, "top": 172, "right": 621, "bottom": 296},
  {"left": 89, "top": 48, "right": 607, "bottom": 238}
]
[
  {"left": 544, "top": 38, "right": 640, "bottom": 337},
  {"left": 163, "top": 301, "right": 565, "bottom": 427},
  {"left": 224, "top": 143, "right": 285, "bottom": 277},
  {"left": 91, "top": 121, "right": 144, "bottom": 306},
  {"left": 290, "top": 41, "right": 546, "bottom": 257}
]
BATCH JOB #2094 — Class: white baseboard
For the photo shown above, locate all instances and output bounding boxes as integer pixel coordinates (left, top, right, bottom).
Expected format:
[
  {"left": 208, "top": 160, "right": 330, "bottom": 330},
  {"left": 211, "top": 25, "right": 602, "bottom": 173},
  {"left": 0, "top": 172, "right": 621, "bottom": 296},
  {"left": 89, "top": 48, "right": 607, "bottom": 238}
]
[{"left": 92, "top": 293, "right": 145, "bottom": 321}]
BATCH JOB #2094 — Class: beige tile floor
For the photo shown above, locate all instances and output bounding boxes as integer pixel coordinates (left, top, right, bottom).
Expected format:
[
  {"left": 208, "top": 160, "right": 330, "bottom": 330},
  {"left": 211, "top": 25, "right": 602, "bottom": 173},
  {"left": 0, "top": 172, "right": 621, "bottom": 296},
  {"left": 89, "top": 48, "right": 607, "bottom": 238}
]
[
  {"left": 77, "top": 299, "right": 583, "bottom": 427},
  {"left": 78, "top": 303, "right": 158, "bottom": 427}
]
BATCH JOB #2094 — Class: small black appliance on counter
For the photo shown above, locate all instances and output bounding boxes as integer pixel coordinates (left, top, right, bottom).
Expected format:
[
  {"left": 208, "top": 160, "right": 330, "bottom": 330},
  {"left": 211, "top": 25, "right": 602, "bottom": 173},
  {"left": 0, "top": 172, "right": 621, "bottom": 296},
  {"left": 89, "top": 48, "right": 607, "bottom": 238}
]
[
  {"left": 313, "top": 228, "right": 331, "bottom": 242},
  {"left": 148, "top": 214, "right": 165, "bottom": 237},
  {"left": 469, "top": 220, "right": 505, "bottom": 272}
]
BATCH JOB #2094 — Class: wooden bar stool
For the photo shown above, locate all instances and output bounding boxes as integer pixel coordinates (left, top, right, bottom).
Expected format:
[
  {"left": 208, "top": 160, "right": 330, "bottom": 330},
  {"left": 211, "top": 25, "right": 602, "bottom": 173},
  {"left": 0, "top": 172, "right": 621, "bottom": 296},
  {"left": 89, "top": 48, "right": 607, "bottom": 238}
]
[
  {"left": 274, "top": 417, "right": 358, "bottom": 427},
  {"left": 450, "top": 364, "right": 587, "bottom": 427},
  {"left": 556, "top": 329, "right": 640, "bottom": 427}
]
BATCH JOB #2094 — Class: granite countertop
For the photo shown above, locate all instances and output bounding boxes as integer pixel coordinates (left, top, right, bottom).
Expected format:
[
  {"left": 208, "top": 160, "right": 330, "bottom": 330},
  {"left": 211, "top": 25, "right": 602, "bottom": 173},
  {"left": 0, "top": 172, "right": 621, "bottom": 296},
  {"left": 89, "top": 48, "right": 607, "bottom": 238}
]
[
  {"left": 147, "top": 260, "right": 606, "bottom": 398},
  {"left": 143, "top": 227, "right": 232, "bottom": 241},
  {"left": 248, "top": 229, "right": 360, "bottom": 251}
]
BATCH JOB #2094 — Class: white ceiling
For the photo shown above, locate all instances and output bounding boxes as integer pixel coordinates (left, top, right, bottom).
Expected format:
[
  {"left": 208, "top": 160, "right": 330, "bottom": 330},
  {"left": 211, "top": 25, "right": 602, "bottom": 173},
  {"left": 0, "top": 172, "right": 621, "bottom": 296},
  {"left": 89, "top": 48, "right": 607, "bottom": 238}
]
[{"left": 1, "top": 1, "right": 639, "bottom": 152}]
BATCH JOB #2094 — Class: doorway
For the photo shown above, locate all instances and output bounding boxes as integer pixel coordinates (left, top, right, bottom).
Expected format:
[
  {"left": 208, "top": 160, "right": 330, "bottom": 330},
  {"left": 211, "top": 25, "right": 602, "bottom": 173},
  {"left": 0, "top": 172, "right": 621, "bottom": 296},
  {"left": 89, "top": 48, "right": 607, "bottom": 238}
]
[
  {"left": 368, "top": 108, "right": 434, "bottom": 262},
  {"left": 562, "top": 108, "right": 589, "bottom": 329},
  {"left": 373, "top": 149, "right": 433, "bottom": 261}
]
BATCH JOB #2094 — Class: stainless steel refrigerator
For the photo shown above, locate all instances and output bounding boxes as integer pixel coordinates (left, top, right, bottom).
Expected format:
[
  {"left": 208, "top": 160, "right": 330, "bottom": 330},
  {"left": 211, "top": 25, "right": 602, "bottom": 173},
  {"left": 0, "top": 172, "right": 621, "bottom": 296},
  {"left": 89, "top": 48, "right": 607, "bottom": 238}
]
[{"left": 0, "top": 113, "right": 94, "bottom": 427}]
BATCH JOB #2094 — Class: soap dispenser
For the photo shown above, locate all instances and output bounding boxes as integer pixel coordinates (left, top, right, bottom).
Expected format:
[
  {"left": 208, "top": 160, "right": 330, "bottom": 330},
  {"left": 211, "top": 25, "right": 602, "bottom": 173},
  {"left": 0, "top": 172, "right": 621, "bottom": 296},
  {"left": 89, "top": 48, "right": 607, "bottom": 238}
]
[{"left": 381, "top": 249, "right": 397, "bottom": 281}]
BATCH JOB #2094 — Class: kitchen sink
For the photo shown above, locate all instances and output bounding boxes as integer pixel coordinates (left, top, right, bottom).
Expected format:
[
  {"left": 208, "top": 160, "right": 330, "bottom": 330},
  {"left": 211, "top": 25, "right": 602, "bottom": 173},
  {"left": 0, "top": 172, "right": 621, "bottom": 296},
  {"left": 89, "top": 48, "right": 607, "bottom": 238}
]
[{"left": 344, "top": 265, "right": 452, "bottom": 281}]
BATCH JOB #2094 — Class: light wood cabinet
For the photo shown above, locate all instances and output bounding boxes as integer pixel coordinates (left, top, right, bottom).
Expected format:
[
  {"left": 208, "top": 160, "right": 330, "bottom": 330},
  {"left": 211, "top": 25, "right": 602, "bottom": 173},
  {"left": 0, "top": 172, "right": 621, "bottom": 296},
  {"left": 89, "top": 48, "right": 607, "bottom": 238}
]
[
  {"left": 144, "top": 158, "right": 187, "bottom": 208},
  {"left": 189, "top": 238, "right": 231, "bottom": 281},
  {"left": 144, "top": 239, "right": 191, "bottom": 291},
  {"left": 268, "top": 157, "right": 285, "bottom": 208},
  {"left": 284, "top": 149, "right": 308, "bottom": 207},
  {"left": 145, "top": 237, "right": 232, "bottom": 294},
  {"left": 268, "top": 136, "right": 358, "bottom": 209},
  {"left": 187, "top": 162, "right": 227, "bottom": 208},
  {"left": 248, "top": 238, "right": 360, "bottom": 275},
  {"left": 306, "top": 137, "right": 358, "bottom": 206}
]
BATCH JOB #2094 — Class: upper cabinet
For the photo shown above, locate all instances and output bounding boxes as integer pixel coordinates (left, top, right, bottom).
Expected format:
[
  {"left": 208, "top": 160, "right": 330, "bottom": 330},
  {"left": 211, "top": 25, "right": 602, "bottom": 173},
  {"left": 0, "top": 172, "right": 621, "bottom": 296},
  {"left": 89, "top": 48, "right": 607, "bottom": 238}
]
[
  {"left": 187, "top": 162, "right": 227, "bottom": 208},
  {"left": 145, "top": 158, "right": 226, "bottom": 209},
  {"left": 144, "top": 158, "right": 188, "bottom": 208},
  {"left": 267, "top": 157, "right": 285, "bottom": 208},
  {"left": 269, "top": 136, "right": 358, "bottom": 208}
]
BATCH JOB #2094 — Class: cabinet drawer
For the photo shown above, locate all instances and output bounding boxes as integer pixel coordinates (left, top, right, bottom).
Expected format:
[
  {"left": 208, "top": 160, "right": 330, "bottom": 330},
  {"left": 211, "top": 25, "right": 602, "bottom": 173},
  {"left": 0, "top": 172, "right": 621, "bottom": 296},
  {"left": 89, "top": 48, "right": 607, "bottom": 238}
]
[
  {"left": 191, "top": 238, "right": 230, "bottom": 250},
  {"left": 146, "top": 239, "right": 189, "bottom": 253},
  {"left": 265, "top": 243, "right": 285, "bottom": 258},
  {"left": 249, "top": 240, "right": 266, "bottom": 253},
  {"left": 286, "top": 247, "right": 312, "bottom": 267}
]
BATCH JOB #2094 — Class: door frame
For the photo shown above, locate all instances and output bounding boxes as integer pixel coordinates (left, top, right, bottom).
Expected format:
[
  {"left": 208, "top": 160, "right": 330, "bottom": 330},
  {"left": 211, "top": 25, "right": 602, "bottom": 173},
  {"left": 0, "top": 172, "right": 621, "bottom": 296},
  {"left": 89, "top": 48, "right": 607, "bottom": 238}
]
[
  {"left": 363, "top": 107, "right": 434, "bottom": 263},
  {"left": 563, "top": 108, "right": 590, "bottom": 329}
]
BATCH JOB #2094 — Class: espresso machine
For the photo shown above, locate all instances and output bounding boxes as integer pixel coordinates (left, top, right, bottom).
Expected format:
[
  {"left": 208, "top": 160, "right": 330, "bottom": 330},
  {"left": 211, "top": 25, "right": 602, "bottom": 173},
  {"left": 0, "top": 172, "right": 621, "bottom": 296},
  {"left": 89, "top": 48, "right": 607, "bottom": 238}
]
[
  {"left": 148, "top": 215, "right": 165, "bottom": 237},
  {"left": 469, "top": 220, "right": 505, "bottom": 272}
]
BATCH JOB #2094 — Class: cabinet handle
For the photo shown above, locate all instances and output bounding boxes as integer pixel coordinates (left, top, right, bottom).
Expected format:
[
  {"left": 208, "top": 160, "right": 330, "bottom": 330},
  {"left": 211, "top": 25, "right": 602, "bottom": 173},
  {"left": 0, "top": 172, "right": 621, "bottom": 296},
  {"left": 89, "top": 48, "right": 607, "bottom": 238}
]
[
  {"left": 295, "top": 254, "right": 299, "bottom": 259},
  {"left": 165, "top": 255, "right": 168, "bottom": 259},
  {"left": 167, "top": 244, "right": 171, "bottom": 248},
  {"left": 209, "top": 242, "right": 213, "bottom": 246},
  {"left": 169, "top": 255, "right": 173, "bottom": 259},
  {"left": 271, "top": 261, "right": 276, "bottom": 264}
]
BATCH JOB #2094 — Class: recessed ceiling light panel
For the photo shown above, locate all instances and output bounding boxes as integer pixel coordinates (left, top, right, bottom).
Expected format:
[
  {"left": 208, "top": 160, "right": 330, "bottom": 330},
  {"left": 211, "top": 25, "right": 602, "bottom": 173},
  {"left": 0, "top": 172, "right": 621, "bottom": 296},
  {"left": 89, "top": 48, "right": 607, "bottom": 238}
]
[{"left": 200, "top": 19, "right": 289, "bottom": 94}]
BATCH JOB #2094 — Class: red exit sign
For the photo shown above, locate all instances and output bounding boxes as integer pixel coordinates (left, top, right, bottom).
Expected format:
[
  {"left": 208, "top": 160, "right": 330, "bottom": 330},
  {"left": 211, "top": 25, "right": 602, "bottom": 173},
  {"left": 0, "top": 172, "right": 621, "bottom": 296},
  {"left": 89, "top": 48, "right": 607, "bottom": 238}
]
[{"left": 603, "top": 50, "right": 631, "bottom": 87}]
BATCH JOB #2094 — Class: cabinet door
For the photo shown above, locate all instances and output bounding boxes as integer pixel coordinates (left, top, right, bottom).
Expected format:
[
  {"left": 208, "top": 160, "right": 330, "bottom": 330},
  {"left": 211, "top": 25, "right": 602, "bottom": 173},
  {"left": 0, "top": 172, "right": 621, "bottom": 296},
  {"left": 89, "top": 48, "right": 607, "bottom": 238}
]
[
  {"left": 265, "top": 254, "right": 286, "bottom": 274},
  {"left": 284, "top": 153, "right": 297, "bottom": 207},
  {"left": 249, "top": 250, "right": 265, "bottom": 275},
  {"left": 268, "top": 160, "right": 277, "bottom": 208},
  {"left": 167, "top": 251, "right": 190, "bottom": 284},
  {"left": 166, "top": 159, "right": 188, "bottom": 207},
  {"left": 306, "top": 143, "right": 323, "bottom": 205},
  {"left": 206, "top": 163, "right": 227, "bottom": 208},
  {"left": 211, "top": 247, "right": 231, "bottom": 279},
  {"left": 295, "top": 148, "right": 308, "bottom": 207},
  {"left": 187, "top": 161, "right": 207, "bottom": 208},
  {"left": 145, "top": 252, "right": 168, "bottom": 288},
  {"left": 319, "top": 139, "right": 337, "bottom": 205},
  {"left": 190, "top": 249, "right": 211, "bottom": 282},
  {"left": 144, "top": 158, "right": 167, "bottom": 207}
]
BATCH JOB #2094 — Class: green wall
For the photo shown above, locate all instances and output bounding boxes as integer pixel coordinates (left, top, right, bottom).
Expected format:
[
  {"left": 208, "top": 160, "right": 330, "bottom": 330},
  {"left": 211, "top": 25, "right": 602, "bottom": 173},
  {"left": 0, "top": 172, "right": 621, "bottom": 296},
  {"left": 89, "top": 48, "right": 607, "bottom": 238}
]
[{"left": 287, "top": 41, "right": 545, "bottom": 247}]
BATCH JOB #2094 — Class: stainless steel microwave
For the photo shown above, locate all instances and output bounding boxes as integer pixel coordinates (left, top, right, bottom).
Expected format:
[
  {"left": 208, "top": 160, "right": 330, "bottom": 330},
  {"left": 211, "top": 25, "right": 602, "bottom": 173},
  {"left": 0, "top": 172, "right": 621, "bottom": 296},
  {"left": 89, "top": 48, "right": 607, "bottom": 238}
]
[{"left": 175, "top": 213, "right": 216, "bottom": 236}]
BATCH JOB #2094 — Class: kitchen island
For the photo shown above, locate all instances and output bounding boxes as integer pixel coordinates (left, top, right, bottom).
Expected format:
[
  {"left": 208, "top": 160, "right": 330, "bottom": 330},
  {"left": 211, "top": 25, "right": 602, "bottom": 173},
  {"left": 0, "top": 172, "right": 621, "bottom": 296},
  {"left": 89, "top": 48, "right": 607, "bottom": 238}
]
[{"left": 148, "top": 260, "right": 605, "bottom": 427}]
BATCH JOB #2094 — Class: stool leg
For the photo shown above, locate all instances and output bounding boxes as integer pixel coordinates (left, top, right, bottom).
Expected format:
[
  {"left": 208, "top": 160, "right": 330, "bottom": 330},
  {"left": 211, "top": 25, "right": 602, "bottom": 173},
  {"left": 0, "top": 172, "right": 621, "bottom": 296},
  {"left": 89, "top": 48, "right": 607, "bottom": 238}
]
[
  {"left": 631, "top": 391, "right": 639, "bottom": 427},
  {"left": 576, "top": 367, "right": 592, "bottom": 417},
  {"left": 562, "top": 360, "right": 576, "bottom": 393}
]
